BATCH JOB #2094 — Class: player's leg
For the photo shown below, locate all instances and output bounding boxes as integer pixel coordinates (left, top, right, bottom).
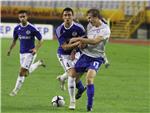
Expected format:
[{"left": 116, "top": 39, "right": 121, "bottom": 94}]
[
  {"left": 56, "top": 71, "right": 68, "bottom": 91},
  {"left": 10, "top": 53, "right": 33, "bottom": 96},
  {"left": 56, "top": 54, "right": 69, "bottom": 90},
  {"left": 74, "top": 54, "right": 87, "bottom": 100},
  {"left": 9, "top": 67, "right": 27, "bottom": 96},
  {"left": 73, "top": 52, "right": 86, "bottom": 99},
  {"left": 86, "top": 58, "right": 103, "bottom": 111},
  {"left": 29, "top": 54, "right": 46, "bottom": 73},
  {"left": 75, "top": 74, "right": 86, "bottom": 99},
  {"left": 68, "top": 54, "right": 87, "bottom": 109},
  {"left": 103, "top": 52, "right": 110, "bottom": 68},
  {"left": 67, "top": 68, "right": 76, "bottom": 110},
  {"left": 86, "top": 69, "right": 96, "bottom": 112}
]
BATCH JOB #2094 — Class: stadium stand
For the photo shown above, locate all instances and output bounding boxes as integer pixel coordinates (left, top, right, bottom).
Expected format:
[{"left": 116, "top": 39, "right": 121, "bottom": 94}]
[{"left": 1, "top": 1, "right": 150, "bottom": 39}]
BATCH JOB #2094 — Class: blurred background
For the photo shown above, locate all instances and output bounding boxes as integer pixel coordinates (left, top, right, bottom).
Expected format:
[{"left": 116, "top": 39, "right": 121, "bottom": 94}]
[{"left": 1, "top": 0, "right": 150, "bottom": 40}]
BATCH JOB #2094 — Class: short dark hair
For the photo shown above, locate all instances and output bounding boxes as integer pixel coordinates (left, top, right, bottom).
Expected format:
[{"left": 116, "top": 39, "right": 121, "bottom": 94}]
[
  {"left": 62, "top": 7, "right": 74, "bottom": 15},
  {"left": 18, "top": 10, "right": 28, "bottom": 15}
]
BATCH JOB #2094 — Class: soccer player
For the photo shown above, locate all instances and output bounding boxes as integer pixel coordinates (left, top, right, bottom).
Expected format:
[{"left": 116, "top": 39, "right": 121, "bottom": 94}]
[
  {"left": 55, "top": 7, "right": 86, "bottom": 109},
  {"left": 68, "top": 9, "right": 111, "bottom": 111},
  {"left": 7, "top": 10, "right": 45, "bottom": 96}
]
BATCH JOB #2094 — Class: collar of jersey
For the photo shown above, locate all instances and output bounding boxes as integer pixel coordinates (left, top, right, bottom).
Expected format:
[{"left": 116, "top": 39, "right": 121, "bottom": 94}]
[
  {"left": 92, "top": 20, "right": 104, "bottom": 29},
  {"left": 63, "top": 21, "right": 74, "bottom": 30},
  {"left": 20, "top": 22, "right": 30, "bottom": 27}
]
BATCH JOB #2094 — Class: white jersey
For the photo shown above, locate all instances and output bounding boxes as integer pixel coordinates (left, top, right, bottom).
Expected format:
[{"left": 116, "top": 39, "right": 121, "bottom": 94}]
[{"left": 81, "top": 21, "right": 111, "bottom": 58}]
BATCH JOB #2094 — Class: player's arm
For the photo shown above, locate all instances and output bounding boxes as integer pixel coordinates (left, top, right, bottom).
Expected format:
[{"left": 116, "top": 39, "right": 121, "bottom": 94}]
[
  {"left": 30, "top": 39, "right": 43, "bottom": 55},
  {"left": 7, "top": 27, "right": 18, "bottom": 56},
  {"left": 61, "top": 41, "right": 80, "bottom": 51},
  {"left": 70, "top": 36, "right": 103, "bottom": 45},
  {"left": 7, "top": 38, "right": 17, "bottom": 56},
  {"left": 30, "top": 28, "right": 43, "bottom": 55},
  {"left": 80, "top": 36, "right": 103, "bottom": 45}
]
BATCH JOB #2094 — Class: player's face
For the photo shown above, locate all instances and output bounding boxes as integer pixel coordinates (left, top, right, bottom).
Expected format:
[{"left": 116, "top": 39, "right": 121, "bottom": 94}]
[
  {"left": 18, "top": 13, "right": 28, "bottom": 24},
  {"left": 87, "top": 13, "right": 98, "bottom": 26},
  {"left": 62, "top": 11, "right": 73, "bottom": 24}
]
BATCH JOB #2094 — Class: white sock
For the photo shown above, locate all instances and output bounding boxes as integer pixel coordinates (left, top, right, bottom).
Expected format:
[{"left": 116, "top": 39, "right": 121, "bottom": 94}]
[
  {"left": 29, "top": 61, "right": 41, "bottom": 73},
  {"left": 31, "top": 54, "right": 37, "bottom": 64},
  {"left": 104, "top": 57, "right": 109, "bottom": 64},
  {"left": 13, "top": 75, "right": 25, "bottom": 93},
  {"left": 104, "top": 53, "right": 109, "bottom": 64},
  {"left": 60, "top": 72, "right": 68, "bottom": 81},
  {"left": 68, "top": 76, "right": 76, "bottom": 102}
]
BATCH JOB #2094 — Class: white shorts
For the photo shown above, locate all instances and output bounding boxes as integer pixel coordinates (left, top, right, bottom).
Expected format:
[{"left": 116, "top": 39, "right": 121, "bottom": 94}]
[
  {"left": 57, "top": 52, "right": 80, "bottom": 72},
  {"left": 20, "top": 53, "right": 37, "bottom": 70}
]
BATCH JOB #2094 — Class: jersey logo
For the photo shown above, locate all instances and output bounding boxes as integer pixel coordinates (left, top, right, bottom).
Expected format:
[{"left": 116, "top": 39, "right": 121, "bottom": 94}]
[
  {"left": 97, "top": 29, "right": 100, "bottom": 33},
  {"left": 26, "top": 30, "right": 31, "bottom": 35},
  {"left": 63, "top": 30, "right": 65, "bottom": 33},
  {"left": 72, "top": 32, "right": 77, "bottom": 37}
]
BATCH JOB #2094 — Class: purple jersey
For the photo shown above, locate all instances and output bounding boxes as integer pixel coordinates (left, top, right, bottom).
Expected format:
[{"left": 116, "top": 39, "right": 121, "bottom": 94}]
[
  {"left": 55, "top": 22, "right": 85, "bottom": 55},
  {"left": 13, "top": 23, "right": 42, "bottom": 53}
]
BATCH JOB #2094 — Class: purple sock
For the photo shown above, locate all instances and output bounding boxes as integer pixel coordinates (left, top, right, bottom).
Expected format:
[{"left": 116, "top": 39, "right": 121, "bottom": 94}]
[
  {"left": 76, "top": 80, "right": 84, "bottom": 92},
  {"left": 87, "top": 84, "right": 94, "bottom": 108}
]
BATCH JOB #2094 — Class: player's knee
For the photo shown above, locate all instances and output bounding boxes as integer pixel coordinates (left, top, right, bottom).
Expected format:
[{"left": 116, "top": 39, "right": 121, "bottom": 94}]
[
  {"left": 67, "top": 68, "right": 76, "bottom": 78},
  {"left": 20, "top": 68, "right": 28, "bottom": 76},
  {"left": 86, "top": 76, "right": 94, "bottom": 84}
]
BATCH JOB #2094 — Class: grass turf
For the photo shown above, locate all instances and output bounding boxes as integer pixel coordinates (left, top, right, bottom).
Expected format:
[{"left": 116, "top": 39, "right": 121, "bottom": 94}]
[{"left": 1, "top": 38, "right": 149, "bottom": 113}]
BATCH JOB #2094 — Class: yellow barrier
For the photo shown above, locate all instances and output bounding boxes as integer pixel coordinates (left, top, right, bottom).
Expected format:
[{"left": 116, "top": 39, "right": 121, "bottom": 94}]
[
  {"left": 1, "top": 6, "right": 64, "bottom": 19},
  {"left": 146, "top": 10, "right": 150, "bottom": 23},
  {"left": 101, "top": 9, "right": 124, "bottom": 22},
  {"left": 1, "top": 6, "right": 150, "bottom": 23}
]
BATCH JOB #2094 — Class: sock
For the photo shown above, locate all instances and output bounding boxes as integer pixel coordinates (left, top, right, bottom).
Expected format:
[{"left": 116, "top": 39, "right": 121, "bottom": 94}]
[
  {"left": 87, "top": 84, "right": 94, "bottom": 109},
  {"left": 60, "top": 72, "right": 68, "bottom": 81},
  {"left": 76, "top": 80, "right": 84, "bottom": 93},
  {"left": 31, "top": 54, "right": 37, "bottom": 64},
  {"left": 104, "top": 53, "right": 109, "bottom": 64},
  {"left": 104, "top": 57, "right": 109, "bottom": 64},
  {"left": 29, "top": 61, "right": 41, "bottom": 73},
  {"left": 13, "top": 75, "right": 25, "bottom": 93},
  {"left": 68, "top": 76, "right": 76, "bottom": 102}
]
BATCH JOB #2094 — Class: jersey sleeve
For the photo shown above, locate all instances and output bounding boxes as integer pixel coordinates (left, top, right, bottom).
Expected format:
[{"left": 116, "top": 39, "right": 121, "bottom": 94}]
[
  {"left": 55, "top": 28, "right": 66, "bottom": 45},
  {"left": 55, "top": 26, "right": 66, "bottom": 45},
  {"left": 98, "top": 27, "right": 110, "bottom": 40},
  {"left": 78, "top": 25, "right": 86, "bottom": 37},
  {"left": 33, "top": 27, "right": 42, "bottom": 40}
]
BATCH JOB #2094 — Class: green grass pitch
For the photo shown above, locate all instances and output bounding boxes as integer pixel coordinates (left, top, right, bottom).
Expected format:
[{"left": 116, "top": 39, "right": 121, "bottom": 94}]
[{"left": 1, "top": 38, "right": 149, "bottom": 113}]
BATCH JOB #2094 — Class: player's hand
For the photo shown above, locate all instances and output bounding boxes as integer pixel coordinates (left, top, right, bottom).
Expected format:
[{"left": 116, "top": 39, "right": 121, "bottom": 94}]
[
  {"left": 7, "top": 50, "right": 11, "bottom": 56},
  {"left": 78, "top": 41, "right": 87, "bottom": 49},
  {"left": 29, "top": 48, "right": 37, "bottom": 55},
  {"left": 70, "top": 50, "right": 76, "bottom": 60}
]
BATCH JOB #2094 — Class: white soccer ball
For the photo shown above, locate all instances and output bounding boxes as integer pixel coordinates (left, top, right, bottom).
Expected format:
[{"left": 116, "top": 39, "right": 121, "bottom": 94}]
[{"left": 51, "top": 96, "right": 65, "bottom": 107}]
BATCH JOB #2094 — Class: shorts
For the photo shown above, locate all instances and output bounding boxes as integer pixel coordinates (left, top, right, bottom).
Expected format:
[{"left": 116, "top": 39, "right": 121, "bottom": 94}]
[
  {"left": 20, "top": 53, "right": 37, "bottom": 70},
  {"left": 57, "top": 52, "right": 80, "bottom": 71},
  {"left": 75, "top": 54, "right": 104, "bottom": 73}
]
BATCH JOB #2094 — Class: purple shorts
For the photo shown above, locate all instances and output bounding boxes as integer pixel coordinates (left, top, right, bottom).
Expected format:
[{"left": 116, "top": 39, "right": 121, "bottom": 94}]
[{"left": 75, "top": 54, "right": 104, "bottom": 73}]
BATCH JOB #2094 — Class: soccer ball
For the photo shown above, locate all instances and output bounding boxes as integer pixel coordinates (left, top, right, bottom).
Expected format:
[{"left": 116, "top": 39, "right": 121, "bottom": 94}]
[{"left": 51, "top": 96, "right": 65, "bottom": 107}]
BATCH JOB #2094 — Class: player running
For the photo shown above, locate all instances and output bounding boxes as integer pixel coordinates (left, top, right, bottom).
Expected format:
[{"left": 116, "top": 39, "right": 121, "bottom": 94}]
[
  {"left": 68, "top": 8, "right": 111, "bottom": 111},
  {"left": 7, "top": 10, "right": 45, "bottom": 96}
]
